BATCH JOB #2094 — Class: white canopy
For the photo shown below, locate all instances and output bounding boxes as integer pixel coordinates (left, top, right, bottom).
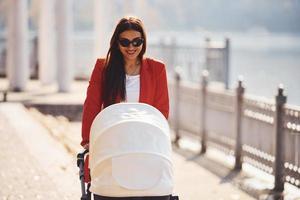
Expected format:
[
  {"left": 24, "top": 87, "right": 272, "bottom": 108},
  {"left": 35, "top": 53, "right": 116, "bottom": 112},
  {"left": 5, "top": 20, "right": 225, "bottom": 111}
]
[
  {"left": 89, "top": 103, "right": 174, "bottom": 196},
  {"left": 89, "top": 103, "right": 171, "bottom": 167}
]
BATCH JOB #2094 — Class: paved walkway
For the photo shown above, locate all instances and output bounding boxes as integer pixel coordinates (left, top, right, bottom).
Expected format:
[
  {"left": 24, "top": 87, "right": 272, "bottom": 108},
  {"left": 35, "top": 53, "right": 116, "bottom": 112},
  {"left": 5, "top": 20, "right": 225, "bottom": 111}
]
[
  {"left": 0, "top": 103, "right": 80, "bottom": 199},
  {"left": 0, "top": 114, "right": 61, "bottom": 199}
]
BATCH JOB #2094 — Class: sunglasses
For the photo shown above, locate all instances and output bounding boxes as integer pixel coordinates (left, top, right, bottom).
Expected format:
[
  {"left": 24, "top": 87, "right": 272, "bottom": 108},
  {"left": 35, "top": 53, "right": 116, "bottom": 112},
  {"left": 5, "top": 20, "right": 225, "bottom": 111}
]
[{"left": 119, "top": 37, "right": 144, "bottom": 47}]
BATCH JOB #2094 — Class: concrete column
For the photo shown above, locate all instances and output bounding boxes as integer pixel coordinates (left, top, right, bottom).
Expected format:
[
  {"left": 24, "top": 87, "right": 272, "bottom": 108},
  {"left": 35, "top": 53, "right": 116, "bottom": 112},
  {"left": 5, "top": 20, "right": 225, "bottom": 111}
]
[
  {"left": 94, "top": 0, "right": 111, "bottom": 59},
  {"left": 6, "top": 0, "right": 29, "bottom": 91},
  {"left": 38, "top": 0, "right": 56, "bottom": 85},
  {"left": 56, "top": 0, "right": 73, "bottom": 92}
]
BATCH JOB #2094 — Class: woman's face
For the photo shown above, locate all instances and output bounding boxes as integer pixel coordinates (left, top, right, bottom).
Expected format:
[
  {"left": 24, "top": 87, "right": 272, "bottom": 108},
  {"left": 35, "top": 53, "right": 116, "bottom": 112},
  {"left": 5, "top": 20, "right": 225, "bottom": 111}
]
[{"left": 118, "top": 30, "right": 143, "bottom": 62}]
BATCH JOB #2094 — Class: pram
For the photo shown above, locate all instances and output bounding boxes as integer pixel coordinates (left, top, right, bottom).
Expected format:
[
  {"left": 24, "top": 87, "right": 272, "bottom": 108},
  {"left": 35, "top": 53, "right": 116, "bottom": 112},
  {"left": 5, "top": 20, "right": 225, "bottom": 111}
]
[{"left": 77, "top": 103, "right": 179, "bottom": 200}]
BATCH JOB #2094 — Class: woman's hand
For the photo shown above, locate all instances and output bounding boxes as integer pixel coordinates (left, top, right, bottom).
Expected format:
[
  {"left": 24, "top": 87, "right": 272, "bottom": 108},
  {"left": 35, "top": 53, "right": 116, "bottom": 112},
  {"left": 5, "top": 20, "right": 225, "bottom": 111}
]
[{"left": 83, "top": 143, "right": 89, "bottom": 150}]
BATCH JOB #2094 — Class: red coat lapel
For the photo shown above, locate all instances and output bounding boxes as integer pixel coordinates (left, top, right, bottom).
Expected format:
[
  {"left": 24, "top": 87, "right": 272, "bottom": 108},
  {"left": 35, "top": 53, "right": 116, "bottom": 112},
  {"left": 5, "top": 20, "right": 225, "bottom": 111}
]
[{"left": 139, "top": 58, "right": 149, "bottom": 103}]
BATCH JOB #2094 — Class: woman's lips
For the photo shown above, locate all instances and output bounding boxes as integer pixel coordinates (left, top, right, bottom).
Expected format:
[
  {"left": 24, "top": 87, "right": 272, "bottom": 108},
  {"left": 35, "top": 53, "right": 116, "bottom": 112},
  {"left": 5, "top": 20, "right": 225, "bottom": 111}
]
[{"left": 126, "top": 50, "right": 137, "bottom": 55}]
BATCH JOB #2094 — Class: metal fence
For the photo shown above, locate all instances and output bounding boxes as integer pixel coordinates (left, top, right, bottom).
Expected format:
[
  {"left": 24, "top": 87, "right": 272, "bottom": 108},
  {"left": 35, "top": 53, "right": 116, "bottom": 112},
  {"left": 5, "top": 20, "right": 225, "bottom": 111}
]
[
  {"left": 169, "top": 71, "right": 300, "bottom": 193},
  {"left": 147, "top": 37, "right": 229, "bottom": 85}
]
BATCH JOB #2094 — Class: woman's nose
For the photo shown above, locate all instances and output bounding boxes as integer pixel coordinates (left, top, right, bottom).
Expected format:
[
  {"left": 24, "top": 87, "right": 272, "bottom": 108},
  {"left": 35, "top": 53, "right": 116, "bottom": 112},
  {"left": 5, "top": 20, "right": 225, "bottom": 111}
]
[{"left": 127, "top": 44, "right": 135, "bottom": 49}]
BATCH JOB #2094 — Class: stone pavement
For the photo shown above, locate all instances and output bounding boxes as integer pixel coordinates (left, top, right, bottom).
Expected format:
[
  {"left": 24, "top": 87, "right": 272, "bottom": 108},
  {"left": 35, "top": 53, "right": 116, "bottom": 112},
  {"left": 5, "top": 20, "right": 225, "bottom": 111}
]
[
  {"left": 0, "top": 103, "right": 80, "bottom": 199},
  {"left": 0, "top": 113, "right": 61, "bottom": 199}
]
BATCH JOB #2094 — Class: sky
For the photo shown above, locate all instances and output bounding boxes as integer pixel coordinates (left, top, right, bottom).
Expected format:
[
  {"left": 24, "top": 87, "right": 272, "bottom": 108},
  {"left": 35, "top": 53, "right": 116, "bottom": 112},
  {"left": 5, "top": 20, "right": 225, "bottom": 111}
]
[{"left": 1, "top": 0, "right": 299, "bottom": 34}]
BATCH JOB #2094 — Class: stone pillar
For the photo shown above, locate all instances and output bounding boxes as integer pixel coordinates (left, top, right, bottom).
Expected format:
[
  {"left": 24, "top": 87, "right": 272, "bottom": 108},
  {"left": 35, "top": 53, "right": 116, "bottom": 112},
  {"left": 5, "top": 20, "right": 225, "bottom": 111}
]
[
  {"left": 56, "top": 0, "right": 73, "bottom": 92},
  {"left": 94, "top": 0, "right": 111, "bottom": 59},
  {"left": 38, "top": 0, "right": 56, "bottom": 85},
  {"left": 6, "top": 0, "right": 29, "bottom": 91}
]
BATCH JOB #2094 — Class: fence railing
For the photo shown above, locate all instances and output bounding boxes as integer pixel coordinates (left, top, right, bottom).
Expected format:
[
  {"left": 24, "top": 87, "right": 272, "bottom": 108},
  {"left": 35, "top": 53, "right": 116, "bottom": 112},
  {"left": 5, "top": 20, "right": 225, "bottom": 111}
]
[
  {"left": 147, "top": 37, "right": 229, "bottom": 85},
  {"left": 169, "top": 70, "right": 300, "bottom": 193}
]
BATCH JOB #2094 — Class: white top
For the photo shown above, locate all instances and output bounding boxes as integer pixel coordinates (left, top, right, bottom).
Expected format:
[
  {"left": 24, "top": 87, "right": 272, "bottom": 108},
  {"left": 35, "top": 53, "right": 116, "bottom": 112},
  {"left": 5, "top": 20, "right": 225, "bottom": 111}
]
[{"left": 125, "top": 74, "right": 140, "bottom": 102}]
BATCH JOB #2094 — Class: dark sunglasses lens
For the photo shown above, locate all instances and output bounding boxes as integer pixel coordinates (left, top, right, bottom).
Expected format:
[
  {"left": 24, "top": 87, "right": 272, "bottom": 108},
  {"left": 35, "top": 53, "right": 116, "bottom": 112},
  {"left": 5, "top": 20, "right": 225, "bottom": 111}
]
[
  {"left": 132, "top": 38, "right": 144, "bottom": 47},
  {"left": 119, "top": 39, "right": 130, "bottom": 47},
  {"left": 119, "top": 38, "right": 144, "bottom": 47}
]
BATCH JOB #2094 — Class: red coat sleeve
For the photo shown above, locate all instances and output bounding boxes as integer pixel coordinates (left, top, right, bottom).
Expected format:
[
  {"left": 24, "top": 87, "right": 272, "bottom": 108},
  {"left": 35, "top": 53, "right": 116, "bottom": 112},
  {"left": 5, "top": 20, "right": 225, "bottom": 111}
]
[
  {"left": 81, "top": 59, "right": 105, "bottom": 146},
  {"left": 153, "top": 62, "right": 169, "bottom": 119}
]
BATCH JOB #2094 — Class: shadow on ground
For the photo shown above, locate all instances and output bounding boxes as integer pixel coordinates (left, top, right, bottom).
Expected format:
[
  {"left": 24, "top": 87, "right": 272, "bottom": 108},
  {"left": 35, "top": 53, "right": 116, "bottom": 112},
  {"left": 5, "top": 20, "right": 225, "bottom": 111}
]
[{"left": 172, "top": 145, "right": 279, "bottom": 200}]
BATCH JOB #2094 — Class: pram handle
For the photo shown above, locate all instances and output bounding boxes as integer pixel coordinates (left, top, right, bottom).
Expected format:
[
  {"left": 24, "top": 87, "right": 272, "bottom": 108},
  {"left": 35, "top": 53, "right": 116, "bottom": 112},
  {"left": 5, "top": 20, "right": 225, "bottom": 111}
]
[
  {"left": 77, "top": 149, "right": 90, "bottom": 200},
  {"left": 77, "top": 149, "right": 89, "bottom": 167}
]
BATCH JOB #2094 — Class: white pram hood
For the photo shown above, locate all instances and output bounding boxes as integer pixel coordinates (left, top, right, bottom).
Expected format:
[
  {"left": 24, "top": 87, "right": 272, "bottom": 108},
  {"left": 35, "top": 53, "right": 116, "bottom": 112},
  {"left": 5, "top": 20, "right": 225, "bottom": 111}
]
[{"left": 89, "top": 103, "right": 173, "bottom": 196}]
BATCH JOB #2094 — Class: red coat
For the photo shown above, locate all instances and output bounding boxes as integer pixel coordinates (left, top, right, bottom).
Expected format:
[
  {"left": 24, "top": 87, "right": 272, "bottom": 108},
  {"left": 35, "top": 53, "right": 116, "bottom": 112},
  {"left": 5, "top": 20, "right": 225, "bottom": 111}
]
[{"left": 81, "top": 57, "right": 169, "bottom": 182}]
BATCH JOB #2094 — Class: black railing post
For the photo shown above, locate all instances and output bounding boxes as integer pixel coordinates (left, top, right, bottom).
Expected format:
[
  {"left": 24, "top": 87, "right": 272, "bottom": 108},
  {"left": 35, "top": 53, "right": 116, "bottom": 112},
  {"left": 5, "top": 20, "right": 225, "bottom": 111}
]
[
  {"left": 224, "top": 38, "right": 230, "bottom": 89},
  {"left": 174, "top": 67, "right": 181, "bottom": 145},
  {"left": 273, "top": 85, "right": 287, "bottom": 194},
  {"left": 200, "top": 70, "right": 208, "bottom": 154},
  {"left": 234, "top": 78, "right": 244, "bottom": 170},
  {"left": 2, "top": 90, "right": 8, "bottom": 102},
  {"left": 205, "top": 37, "right": 211, "bottom": 72},
  {"left": 164, "top": 37, "right": 177, "bottom": 75}
]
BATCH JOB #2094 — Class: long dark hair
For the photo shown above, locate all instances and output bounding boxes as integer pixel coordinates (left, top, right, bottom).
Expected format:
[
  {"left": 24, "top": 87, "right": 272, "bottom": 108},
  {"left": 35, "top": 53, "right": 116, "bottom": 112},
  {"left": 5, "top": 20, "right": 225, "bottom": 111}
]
[{"left": 102, "top": 16, "right": 147, "bottom": 108}]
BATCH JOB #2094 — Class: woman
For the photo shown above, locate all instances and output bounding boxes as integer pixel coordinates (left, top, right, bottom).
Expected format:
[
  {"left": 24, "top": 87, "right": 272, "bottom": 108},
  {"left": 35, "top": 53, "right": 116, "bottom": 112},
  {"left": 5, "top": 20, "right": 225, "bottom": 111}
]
[{"left": 81, "top": 16, "right": 171, "bottom": 199}]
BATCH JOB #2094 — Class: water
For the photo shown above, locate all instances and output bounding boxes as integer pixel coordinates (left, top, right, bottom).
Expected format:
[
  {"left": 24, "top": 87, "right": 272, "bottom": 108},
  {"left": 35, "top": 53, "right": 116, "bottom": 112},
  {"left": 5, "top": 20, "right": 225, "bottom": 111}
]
[{"left": 226, "top": 32, "right": 300, "bottom": 105}]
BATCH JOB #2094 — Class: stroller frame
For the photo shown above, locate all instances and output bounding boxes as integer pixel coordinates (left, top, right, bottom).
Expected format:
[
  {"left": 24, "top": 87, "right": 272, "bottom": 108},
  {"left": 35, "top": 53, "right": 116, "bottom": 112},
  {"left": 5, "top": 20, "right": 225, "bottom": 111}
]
[
  {"left": 77, "top": 103, "right": 180, "bottom": 200},
  {"left": 77, "top": 149, "right": 91, "bottom": 200}
]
